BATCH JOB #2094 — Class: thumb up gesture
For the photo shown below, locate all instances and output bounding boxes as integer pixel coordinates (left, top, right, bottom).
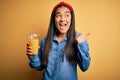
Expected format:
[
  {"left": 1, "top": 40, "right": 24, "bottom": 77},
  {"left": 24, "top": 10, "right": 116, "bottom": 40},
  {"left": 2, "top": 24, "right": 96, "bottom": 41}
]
[{"left": 75, "top": 33, "right": 90, "bottom": 44}]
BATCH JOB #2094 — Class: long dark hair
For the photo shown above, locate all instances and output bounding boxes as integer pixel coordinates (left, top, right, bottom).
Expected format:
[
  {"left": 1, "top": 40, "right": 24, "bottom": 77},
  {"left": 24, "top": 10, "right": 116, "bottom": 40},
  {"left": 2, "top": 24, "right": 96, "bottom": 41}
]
[{"left": 42, "top": 3, "right": 77, "bottom": 66}]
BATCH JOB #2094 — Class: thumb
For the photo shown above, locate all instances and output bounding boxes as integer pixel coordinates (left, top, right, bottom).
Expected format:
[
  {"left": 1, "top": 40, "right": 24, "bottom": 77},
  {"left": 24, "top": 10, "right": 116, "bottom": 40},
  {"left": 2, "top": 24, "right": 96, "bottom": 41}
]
[{"left": 86, "top": 33, "right": 91, "bottom": 36}]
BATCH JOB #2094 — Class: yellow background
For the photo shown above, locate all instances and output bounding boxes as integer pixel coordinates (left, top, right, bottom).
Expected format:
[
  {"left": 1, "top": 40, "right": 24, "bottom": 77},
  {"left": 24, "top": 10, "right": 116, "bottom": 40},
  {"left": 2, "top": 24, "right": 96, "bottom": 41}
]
[{"left": 0, "top": 0, "right": 120, "bottom": 80}]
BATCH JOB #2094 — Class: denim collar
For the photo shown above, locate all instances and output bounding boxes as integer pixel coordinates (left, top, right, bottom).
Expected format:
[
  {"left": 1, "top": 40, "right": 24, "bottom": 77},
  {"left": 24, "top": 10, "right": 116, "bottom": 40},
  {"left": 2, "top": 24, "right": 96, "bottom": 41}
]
[{"left": 53, "top": 34, "right": 67, "bottom": 42}]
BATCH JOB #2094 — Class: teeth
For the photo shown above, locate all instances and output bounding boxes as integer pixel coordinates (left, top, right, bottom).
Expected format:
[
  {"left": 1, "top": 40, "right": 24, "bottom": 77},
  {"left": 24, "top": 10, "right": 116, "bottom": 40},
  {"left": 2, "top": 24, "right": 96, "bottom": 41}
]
[
  {"left": 60, "top": 24, "right": 65, "bottom": 26},
  {"left": 59, "top": 23, "right": 66, "bottom": 26}
]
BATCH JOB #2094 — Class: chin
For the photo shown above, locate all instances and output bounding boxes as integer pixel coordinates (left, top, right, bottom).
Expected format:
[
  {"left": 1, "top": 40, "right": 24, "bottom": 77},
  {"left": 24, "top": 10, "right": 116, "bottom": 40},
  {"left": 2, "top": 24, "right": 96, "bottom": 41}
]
[
  {"left": 59, "top": 31, "right": 67, "bottom": 34},
  {"left": 58, "top": 29, "right": 68, "bottom": 34}
]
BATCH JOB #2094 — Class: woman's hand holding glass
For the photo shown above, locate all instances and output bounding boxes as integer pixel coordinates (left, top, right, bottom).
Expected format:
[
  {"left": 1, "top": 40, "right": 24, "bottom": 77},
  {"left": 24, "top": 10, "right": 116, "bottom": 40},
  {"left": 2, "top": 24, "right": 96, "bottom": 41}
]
[{"left": 26, "top": 43, "right": 40, "bottom": 58}]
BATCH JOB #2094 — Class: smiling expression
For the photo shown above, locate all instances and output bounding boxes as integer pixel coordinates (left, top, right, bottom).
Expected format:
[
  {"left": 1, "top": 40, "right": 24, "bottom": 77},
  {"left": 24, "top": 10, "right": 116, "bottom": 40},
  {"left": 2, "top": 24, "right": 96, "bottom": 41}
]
[{"left": 55, "top": 6, "right": 71, "bottom": 35}]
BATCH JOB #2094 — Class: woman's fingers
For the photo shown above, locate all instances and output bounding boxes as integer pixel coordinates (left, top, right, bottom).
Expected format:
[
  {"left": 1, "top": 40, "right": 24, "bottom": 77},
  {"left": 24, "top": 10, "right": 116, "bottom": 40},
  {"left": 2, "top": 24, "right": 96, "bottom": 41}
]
[
  {"left": 86, "top": 33, "right": 90, "bottom": 37},
  {"left": 38, "top": 46, "right": 40, "bottom": 49},
  {"left": 26, "top": 43, "right": 40, "bottom": 57},
  {"left": 84, "top": 33, "right": 90, "bottom": 40},
  {"left": 26, "top": 43, "right": 35, "bottom": 56}
]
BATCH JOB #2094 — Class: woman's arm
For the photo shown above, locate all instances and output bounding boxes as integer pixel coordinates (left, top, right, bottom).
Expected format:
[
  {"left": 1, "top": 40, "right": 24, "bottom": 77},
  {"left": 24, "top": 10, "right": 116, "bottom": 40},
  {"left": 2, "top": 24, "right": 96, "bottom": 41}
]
[
  {"left": 75, "top": 32, "right": 91, "bottom": 71},
  {"left": 76, "top": 41, "right": 91, "bottom": 72},
  {"left": 29, "top": 38, "right": 45, "bottom": 71}
]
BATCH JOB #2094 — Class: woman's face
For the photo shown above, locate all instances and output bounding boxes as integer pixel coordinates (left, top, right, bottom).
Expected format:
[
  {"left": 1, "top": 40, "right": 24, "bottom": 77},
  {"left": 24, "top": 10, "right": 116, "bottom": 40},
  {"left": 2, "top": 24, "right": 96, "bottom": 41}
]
[{"left": 55, "top": 6, "right": 71, "bottom": 35}]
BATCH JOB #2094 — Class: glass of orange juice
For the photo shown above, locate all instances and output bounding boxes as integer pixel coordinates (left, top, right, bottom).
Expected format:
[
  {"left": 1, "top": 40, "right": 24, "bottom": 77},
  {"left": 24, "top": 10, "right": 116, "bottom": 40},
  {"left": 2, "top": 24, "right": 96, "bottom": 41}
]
[{"left": 28, "top": 34, "right": 39, "bottom": 55}]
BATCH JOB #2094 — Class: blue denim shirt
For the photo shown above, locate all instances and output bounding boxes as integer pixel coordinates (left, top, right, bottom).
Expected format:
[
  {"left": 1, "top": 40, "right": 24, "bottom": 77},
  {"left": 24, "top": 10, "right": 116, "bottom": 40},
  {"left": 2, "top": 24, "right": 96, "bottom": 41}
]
[{"left": 29, "top": 34, "right": 91, "bottom": 80}]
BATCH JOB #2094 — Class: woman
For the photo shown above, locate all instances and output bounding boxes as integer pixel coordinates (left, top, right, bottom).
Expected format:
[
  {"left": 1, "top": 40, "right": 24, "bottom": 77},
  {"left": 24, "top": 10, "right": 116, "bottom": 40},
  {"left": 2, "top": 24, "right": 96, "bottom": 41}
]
[{"left": 27, "top": 2, "right": 91, "bottom": 80}]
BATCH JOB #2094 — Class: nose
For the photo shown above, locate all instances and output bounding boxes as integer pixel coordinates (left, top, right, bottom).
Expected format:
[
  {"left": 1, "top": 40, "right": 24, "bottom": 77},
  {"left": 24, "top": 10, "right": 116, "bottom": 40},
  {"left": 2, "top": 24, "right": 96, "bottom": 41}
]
[{"left": 60, "top": 15, "right": 66, "bottom": 21}]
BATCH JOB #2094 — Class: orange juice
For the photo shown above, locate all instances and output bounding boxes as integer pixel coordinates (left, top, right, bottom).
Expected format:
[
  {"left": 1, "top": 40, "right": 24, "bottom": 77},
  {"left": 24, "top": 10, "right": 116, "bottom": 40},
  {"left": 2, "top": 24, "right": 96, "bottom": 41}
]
[
  {"left": 28, "top": 34, "right": 39, "bottom": 55},
  {"left": 29, "top": 39, "right": 39, "bottom": 54}
]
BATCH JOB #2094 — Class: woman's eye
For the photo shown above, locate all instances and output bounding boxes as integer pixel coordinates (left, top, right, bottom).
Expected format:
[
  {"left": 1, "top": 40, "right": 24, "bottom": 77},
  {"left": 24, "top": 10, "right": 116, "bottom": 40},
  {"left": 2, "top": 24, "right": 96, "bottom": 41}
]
[
  {"left": 56, "top": 15, "right": 61, "bottom": 18},
  {"left": 65, "top": 14, "right": 70, "bottom": 17}
]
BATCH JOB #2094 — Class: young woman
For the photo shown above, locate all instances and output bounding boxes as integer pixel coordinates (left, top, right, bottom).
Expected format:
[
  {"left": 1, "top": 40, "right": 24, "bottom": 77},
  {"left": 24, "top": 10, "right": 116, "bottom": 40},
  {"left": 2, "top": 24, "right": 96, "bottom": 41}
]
[{"left": 27, "top": 2, "right": 91, "bottom": 80}]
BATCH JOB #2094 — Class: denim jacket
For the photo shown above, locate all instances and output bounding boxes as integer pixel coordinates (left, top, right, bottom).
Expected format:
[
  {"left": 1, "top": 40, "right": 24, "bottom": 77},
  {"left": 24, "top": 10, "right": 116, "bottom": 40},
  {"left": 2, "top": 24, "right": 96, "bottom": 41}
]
[{"left": 29, "top": 33, "right": 91, "bottom": 80}]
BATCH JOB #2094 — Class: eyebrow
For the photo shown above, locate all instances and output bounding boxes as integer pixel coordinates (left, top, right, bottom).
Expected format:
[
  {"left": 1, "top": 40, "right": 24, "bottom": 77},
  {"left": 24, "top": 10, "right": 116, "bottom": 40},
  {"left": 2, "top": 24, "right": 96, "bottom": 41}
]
[{"left": 55, "top": 11, "right": 71, "bottom": 14}]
